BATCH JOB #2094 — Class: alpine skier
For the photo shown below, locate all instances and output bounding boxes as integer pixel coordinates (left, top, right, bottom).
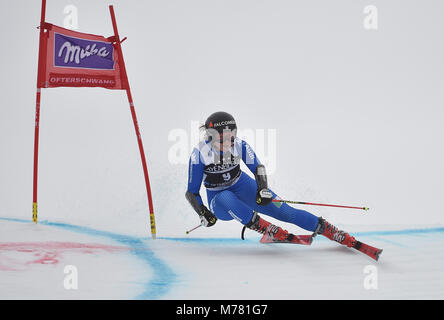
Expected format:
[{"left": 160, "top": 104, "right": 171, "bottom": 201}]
[{"left": 185, "top": 111, "right": 360, "bottom": 249}]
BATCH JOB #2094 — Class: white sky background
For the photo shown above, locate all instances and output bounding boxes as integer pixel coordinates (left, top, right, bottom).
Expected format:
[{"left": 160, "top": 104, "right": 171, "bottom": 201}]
[{"left": 0, "top": 0, "right": 443, "bottom": 237}]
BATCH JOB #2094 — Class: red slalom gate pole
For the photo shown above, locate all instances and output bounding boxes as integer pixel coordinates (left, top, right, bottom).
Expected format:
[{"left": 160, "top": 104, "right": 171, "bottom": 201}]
[
  {"left": 32, "top": 0, "right": 47, "bottom": 223},
  {"left": 109, "top": 5, "right": 156, "bottom": 239},
  {"left": 272, "top": 199, "right": 369, "bottom": 211}
]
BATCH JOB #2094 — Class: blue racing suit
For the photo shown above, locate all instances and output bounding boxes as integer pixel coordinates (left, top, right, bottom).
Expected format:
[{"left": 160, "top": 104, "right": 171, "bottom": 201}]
[{"left": 187, "top": 138, "right": 319, "bottom": 231}]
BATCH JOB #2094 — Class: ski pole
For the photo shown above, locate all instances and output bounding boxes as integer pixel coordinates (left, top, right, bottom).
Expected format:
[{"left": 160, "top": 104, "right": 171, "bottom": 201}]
[
  {"left": 186, "top": 224, "right": 202, "bottom": 235},
  {"left": 272, "top": 199, "right": 369, "bottom": 211}
]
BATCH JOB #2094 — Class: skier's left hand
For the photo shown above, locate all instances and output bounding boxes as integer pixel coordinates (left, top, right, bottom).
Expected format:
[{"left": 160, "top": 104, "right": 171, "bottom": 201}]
[
  {"left": 256, "top": 188, "right": 273, "bottom": 206},
  {"left": 199, "top": 206, "right": 218, "bottom": 227}
]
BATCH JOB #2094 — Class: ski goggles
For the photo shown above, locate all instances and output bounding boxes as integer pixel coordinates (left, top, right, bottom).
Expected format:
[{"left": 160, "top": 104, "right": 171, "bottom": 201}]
[{"left": 207, "top": 128, "right": 237, "bottom": 143}]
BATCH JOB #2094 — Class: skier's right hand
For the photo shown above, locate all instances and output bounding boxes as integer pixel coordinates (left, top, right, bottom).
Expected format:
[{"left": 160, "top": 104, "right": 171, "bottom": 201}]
[
  {"left": 199, "top": 206, "right": 217, "bottom": 227},
  {"left": 256, "top": 188, "right": 273, "bottom": 206}
]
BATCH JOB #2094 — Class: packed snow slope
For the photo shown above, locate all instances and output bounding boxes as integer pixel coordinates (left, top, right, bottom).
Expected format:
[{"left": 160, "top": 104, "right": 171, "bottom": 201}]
[
  {"left": 1, "top": 0, "right": 444, "bottom": 300},
  {"left": 1, "top": 217, "right": 443, "bottom": 299}
]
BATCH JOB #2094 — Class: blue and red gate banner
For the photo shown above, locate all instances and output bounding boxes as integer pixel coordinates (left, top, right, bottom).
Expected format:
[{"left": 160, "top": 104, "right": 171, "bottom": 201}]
[{"left": 37, "top": 23, "right": 125, "bottom": 89}]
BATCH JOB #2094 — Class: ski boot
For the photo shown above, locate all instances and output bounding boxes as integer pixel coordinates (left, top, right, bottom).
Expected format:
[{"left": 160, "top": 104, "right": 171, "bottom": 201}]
[
  {"left": 312, "top": 217, "right": 357, "bottom": 248},
  {"left": 245, "top": 212, "right": 292, "bottom": 242}
]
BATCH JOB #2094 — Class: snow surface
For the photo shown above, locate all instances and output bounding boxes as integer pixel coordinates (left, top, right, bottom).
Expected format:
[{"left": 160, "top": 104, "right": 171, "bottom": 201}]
[
  {"left": 1, "top": 217, "right": 443, "bottom": 299},
  {"left": 1, "top": 0, "right": 444, "bottom": 300}
]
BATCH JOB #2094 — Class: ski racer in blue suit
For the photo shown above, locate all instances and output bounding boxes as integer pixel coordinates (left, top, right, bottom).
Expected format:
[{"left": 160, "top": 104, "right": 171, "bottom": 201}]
[{"left": 186, "top": 111, "right": 357, "bottom": 246}]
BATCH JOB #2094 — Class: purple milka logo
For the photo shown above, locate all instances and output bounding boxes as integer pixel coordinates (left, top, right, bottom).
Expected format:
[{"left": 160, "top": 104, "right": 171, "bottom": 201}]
[{"left": 54, "top": 33, "right": 115, "bottom": 70}]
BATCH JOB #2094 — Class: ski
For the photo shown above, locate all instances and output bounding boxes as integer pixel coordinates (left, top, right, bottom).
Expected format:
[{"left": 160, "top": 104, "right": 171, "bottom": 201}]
[
  {"left": 260, "top": 233, "right": 313, "bottom": 245},
  {"left": 352, "top": 240, "right": 383, "bottom": 261},
  {"left": 256, "top": 232, "right": 382, "bottom": 260}
]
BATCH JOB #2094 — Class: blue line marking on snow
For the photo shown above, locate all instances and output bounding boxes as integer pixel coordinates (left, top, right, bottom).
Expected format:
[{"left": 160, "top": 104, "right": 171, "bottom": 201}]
[
  {"left": 0, "top": 217, "right": 176, "bottom": 300},
  {"left": 353, "top": 227, "right": 444, "bottom": 237},
  {"left": 158, "top": 226, "right": 444, "bottom": 244},
  {"left": 364, "top": 236, "right": 409, "bottom": 248},
  {"left": 157, "top": 236, "right": 255, "bottom": 244}
]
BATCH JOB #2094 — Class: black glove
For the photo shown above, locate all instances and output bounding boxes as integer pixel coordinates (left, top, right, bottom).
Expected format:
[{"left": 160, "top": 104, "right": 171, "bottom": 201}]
[
  {"left": 256, "top": 188, "right": 273, "bottom": 206},
  {"left": 199, "top": 206, "right": 217, "bottom": 227},
  {"left": 185, "top": 191, "right": 217, "bottom": 227},
  {"left": 254, "top": 164, "right": 273, "bottom": 205}
]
